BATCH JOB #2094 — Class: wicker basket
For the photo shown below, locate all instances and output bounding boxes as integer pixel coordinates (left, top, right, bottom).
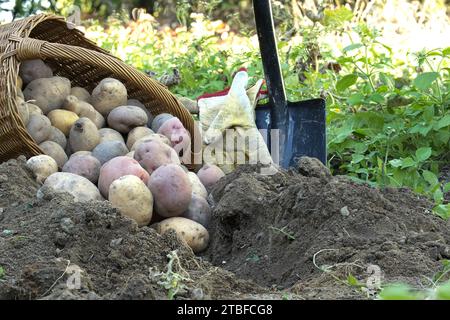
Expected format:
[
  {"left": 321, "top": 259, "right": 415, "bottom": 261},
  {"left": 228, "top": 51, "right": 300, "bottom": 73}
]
[{"left": 0, "top": 13, "right": 201, "bottom": 165}]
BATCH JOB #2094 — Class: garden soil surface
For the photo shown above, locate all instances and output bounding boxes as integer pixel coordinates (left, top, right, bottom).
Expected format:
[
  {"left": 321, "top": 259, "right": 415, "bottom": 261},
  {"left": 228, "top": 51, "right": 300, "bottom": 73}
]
[{"left": 1, "top": 156, "right": 449, "bottom": 300}]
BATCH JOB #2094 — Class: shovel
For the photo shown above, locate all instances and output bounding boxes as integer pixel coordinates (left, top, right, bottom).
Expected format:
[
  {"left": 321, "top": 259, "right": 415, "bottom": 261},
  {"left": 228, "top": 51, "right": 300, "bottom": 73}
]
[{"left": 253, "top": 0, "right": 327, "bottom": 168}]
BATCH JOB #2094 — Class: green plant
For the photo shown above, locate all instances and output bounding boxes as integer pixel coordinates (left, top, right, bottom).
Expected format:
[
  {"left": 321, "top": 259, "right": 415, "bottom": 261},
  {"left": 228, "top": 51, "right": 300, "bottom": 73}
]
[
  {"left": 149, "top": 250, "right": 192, "bottom": 300},
  {"left": 0, "top": 266, "right": 5, "bottom": 279}
]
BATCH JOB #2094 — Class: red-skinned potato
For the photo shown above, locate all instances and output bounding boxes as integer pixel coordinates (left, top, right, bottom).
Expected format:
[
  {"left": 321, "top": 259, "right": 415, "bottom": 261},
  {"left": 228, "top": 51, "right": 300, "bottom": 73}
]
[
  {"left": 155, "top": 217, "right": 209, "bottom": 253},
  {"left": 98, "top": 156, "right": 149, "bottom": 198},
  {"left": 131, "top": 133, "right": 170, "bottom": 151},
  {"left": 197, "top": 164, "right": 225, "bottom": 189},
  {"left": 148, "top": 164, "right": 192, "bottom": 217},
  {"left": 157, "top": 117, "right": 191, "bottom": 162},
  {"left": 134, "top": 139, "right": 180, "bottom": 174},
  {"left": 182, "top": 194, "right": 211, "bottom": 228},
  {"left": 62, "top": 154, "right": 101, "bottom": 184},
  {"left": 109, "top": 175, "right": 153, "bottom": 227}
]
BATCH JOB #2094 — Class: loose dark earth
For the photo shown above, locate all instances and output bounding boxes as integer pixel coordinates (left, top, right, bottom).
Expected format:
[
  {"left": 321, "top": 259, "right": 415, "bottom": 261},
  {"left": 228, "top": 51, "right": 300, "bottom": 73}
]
[{"left": 1, "top": 157, "right": 449, "bottom": 299}]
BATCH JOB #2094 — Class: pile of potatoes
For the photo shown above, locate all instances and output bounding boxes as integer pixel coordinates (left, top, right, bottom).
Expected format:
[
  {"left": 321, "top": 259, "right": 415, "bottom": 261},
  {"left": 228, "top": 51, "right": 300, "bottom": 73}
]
[{"left": 19, "top": 59, "right": 225, "bottom": 253}]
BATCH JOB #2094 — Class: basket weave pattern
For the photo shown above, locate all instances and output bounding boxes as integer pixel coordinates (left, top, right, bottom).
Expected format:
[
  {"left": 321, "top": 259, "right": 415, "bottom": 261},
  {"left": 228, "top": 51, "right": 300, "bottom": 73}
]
[{"left": 0, "top": 14, "right": 197, "bottom": 163}]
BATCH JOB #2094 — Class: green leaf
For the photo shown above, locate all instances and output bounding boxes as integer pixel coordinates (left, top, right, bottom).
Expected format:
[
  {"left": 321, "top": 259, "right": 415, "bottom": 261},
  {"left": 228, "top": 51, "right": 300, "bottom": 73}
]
[
  {"left": 336, "top": 74, "right": 358, "bottom": 92},
  {"left": 347, "top": 274, "right": 362, "bottom": 287},
  {"left": 323, "top": 7, "right": 353, "bottom": 27},
  {"left": 436, "top": 115, "right": 450, "bottom": 130},
  {"left": 415, "top": 147, "right": 432, "bottom": 162},
  {"left": 389, "top": 159, "right": 403, "bottom": 168},
  {"left": 368, "top": 93, "right": 385, "bottom": 104},
  {"left": 443, "top": 182, "right": 450, "bottom": 193},
  {"left": 379, "top": 284, "right": 421, "bottom": 300},
  {"left": 422, "top": 170, "right": 439, "bottom": 186},
  {"left": 433, "top": 188, "right": 444, "bottom": 204},
  {"left": 413, "top": 72, "right": 440, "bottom": 90},
  {"left": 436, "top": 281, "right": 450, "bottom": 300},
  {"left": 433, "top": 204, "right": 450, "bottom": 220},
  {"left": 347, "top": 93, "right": 364, "bottom": 105},
  {"left": 401, "top": 157, "right": 416, "bottom": 169},
  {"left": 343, "top": 43, "right": 363, "bottom": 52},
  {"left": 351, "top": 154, "right": 365, "bottom": 164},
  {"left": 0, "top": 266, "right": 4, "bottom": 279},
  {"left": 443, "top": 47, "right": 450, "bottom": 56}
]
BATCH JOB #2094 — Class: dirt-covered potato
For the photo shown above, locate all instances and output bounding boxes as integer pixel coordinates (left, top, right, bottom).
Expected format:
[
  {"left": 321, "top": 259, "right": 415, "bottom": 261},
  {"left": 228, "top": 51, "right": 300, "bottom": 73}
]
[
  {"left": 27, "top": 103, "right": 43, "bottom": 116},
  {"left": 26, "top": 155, "right": 58, "bottom": 184},
  {"left": 38, "top": 172, "right": 102, "bottom": 202},
  {"left": 39, "top": 140, "right": 68, "bottom": 169},
  {"left": 91, "top": 78, "right": 127, "bottom": 116},
  {"left": 109, "top": 175, "right": 153, "bottom": 227},
  {"left": 126, "top": 127, "right": 154, "bottom": 150},
  {"left": 47, "top": 126, "right": 67, "bottom": 149},
  {"left": 26, "top": 114, "right": 51, "bottom": 144},
  {"left": 19, "top": 59, "right": 53, "bottom": 85},
  {"left": 69, "top": 117, "right": 100, "bottom": 152},
  {"left": 151, "top": 113, "right": 173, "bottom": 132},
  {"left": 23, "top": 76, "right": 71, "bottom": 114},
  {"left": 131, "top": 133, "right": 171, "bottom": 151},
  {"left": 182, "top": 194, "right": 211, "bottom": 228},
  {"left": 155, "top": 217, "right": 209, "bottom": 253},
  {"left": 107, "top": 106, "right": 148, "bottom": 133},
  {"left": 70, "top": 87, "right": 91, "bottom": 103},
  {"left": 92, "top": 140, "right": 129, "bottom": 165},
  {"left": 47, "top": 109, "right": 79, "bottom": 136},
  {"left": 17, "top": 98, "right": 30, "bottom": 125},
  {"left": 63, "top": 95, "right": 105, "bottom": 129},
  {"left": 187, "top": 172, "right": 207, "bottom": 199},
  {"left": 197, "top": 164, "right": 225, "bottom": 189},
  {"left": 148, "top": 164, "right": 192, "bottom": 217},
  {"left": 62, "top": 154, "right": 101, "bottom": 184},
  {"left": 157, "top": 117, "right": 191, "bottom": 161},
  {"left": 134, "top": 139, "right": 180, "bottom": 174},
  {"left": 98, "top": 156, "right": 150, "bottom": 198}
]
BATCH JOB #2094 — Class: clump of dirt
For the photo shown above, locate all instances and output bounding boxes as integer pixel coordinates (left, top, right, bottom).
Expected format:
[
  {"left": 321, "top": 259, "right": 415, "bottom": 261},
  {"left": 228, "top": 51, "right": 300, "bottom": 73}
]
[
  {"left": 0, "top": 157, "right": 270, "bottom": 300},
  {"left": 204, "top": 158, "right": 450, "bottom": 299}
]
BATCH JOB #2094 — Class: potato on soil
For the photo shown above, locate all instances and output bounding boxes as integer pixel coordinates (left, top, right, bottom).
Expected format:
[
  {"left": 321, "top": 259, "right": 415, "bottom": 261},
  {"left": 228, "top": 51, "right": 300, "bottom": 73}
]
[
  {"left": 19, "top": 59, "right": 53, "bottom": 85},
  {"left": 187, "top": 172, "right": 207, "bottom": 199},
  {"left": 151, "top": 113, "right": 173, "bottom": 132},
  {"left": 92, "top": 140, "right": 129, "bottom": 165},
  {"left": 131, "top": 133, "right": 170, "bottom": 151},
  {"left": 27, "top": 103, "right": 43, "bottom": 116},
  {"left": 23, "top": 76, "right": 71, "bottom": 114},
  {"left": 134, "top": 139, "right": 180, "bottom": 174},
  {"left": 98, "top": 156, "right": 150, "bottom": 198},
  {"left": 69, "top": 117, "right": 100, "bottom": 152},
  {"left": 26, "top": 155, "right": 58, "bottom": 184},
  {"left": 38, "top": 172, "right": 102, "bottom": 202},
  {"left": 70, "top": 87, "right": 91, "bottom": 103},
  {"left": 47, "top": 109, "right": 79, "bottom": 136},
  {"left": 126, "top": 126, "right": 154, "bottom": 150},
  {"left": 62, "top": 154, "right": 101, "bottom": 184},
  {"left": 155, "top": 217, "right": 209, "bottom": 253},
  {"left": 39, "top": 140, "right": 68, "bottom": 169},
  {"left": 63, "top": 95, "right": 105, "bottom": 129},
  {"left": 148, "top": 164, "right": 192, "bottom": 217},
  {"left": 47, "top": 126, "right": 67, "bottom": 149},
  {"left": 107, "top": 105, "right": 148, "bottom": 133},
  {"left": 98, "top": 128, "right": 125, "bottom": 144},
  {"left": 197, "top": 164, "right": 225, "bottom": 189},
  {"left": 26, "top": 114, "right": 51, "bottom": 144},
  {"left": 91, "top": 78, "right": 127, "bottom": 116},
  {"left": 109, "top": 175, "right": 153, "bottom": 227},
  {"left": 182, "top": 194, "right": 211, "bottom": 228}
]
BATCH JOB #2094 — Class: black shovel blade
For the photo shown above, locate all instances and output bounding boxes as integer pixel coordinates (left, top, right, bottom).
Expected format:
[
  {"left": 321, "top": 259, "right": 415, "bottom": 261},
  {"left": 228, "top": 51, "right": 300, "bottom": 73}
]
[{"left": 255, "top": 98, "right": 326, "bottom": 168}]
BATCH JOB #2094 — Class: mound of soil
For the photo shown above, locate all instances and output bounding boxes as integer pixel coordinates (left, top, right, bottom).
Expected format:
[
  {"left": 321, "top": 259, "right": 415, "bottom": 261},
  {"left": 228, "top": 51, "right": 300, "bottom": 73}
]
[
  {"left": 1, "top": 156, "right": 449, "bottom": 299},
  {"left": 0, "top": 157, "right": 270, "bottom": 300},
  {"left": 204, "top": 158, "right": 450, "bottom": 299}
]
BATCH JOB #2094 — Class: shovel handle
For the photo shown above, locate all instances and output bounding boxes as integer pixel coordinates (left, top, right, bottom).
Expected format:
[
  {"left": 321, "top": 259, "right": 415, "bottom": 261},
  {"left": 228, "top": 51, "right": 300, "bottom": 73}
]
[{"left": 253, "top": 0, "right": 288, "bottom": 127}]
